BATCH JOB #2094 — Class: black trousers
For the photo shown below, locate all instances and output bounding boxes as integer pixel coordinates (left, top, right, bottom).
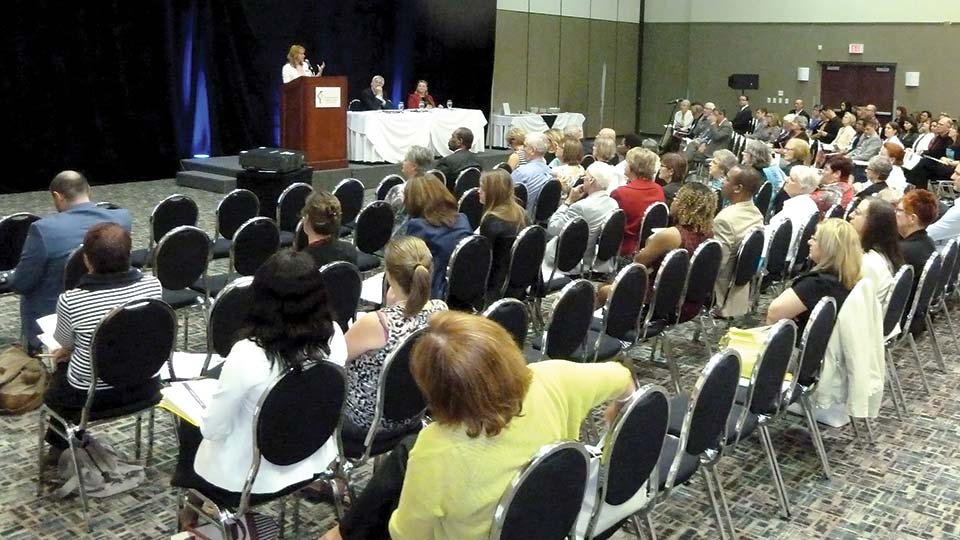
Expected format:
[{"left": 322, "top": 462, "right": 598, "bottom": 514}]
[
  {"left": 905, "top": 158, "right": 953, "bottom": 189},
  {"left": 340, "top": 434, "right": 419, "bottom": 540},
  {"left": 43, "top": 363, "right": 159, "bottom": 450}
]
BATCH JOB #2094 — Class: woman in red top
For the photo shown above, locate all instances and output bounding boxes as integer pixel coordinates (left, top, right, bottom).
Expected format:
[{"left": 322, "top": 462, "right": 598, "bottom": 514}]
[
  {"left": 610, "top": 147, "right": 665, "bottom": 255},
  {"left": 406, "top": 80, "right": 436, "bottom": 109}
]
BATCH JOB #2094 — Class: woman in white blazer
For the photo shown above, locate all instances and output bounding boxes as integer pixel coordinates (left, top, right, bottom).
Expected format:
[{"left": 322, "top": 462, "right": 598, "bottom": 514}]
[
  {"left": 849, "top": 198, "right": 903, "bottom": 312},
  {"left": 175, "top": 249, "right": 347, "bottom": 527}
]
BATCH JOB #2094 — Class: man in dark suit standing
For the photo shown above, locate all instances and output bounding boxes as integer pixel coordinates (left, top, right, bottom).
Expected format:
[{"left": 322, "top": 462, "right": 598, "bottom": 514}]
[
  {"left": 359, "top": 75, "right": 391, "bottom": 110},
  {"left": 433, "top": 127, "right": 481, "bottom": 185},
  {"left": 7, "top": 171, "right": 132, "bottom": 352},
  {"left": 732, "top": 95, "right": 753, "bottom": 135},
  {"left": 788, "top": 99, "right": 811, "bottom": 121}
]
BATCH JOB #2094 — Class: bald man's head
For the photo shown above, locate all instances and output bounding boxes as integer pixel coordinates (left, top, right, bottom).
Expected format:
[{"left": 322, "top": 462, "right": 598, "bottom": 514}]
[{"left": 49, "top": 170, "right": 90, "bottom": 212}]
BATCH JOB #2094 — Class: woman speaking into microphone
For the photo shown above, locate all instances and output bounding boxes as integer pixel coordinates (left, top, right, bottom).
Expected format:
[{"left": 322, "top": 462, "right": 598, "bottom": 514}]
[{"left": 282, "top": 44, "right": 324, "bottom": 83}]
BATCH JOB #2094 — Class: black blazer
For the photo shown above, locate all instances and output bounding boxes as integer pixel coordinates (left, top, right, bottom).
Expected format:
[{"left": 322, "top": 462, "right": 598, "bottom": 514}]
[
  {"left": 360, "top": 87, "right": 390, "bottom": 110},
  {"left": 732, "top": 106, "right": 753, "bottom": 134},
  {"left": 433, "top": 149, "right": 481, "bottom": 186}
]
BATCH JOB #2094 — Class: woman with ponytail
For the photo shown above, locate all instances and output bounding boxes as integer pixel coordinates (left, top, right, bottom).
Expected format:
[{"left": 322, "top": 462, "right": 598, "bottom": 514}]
[{"left": 342, "top": 236, "right": 448, "bottom": 439}]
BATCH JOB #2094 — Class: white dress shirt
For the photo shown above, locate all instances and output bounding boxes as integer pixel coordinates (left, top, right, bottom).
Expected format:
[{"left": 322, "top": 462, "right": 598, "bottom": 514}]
[
  {"left": 912, "top": 132, "right": 935, "bottom": 153},
  {"left": 282, "top": 62, "right": 310, "bottom": 84},
  {"left": 195, "top": 324, "right": 348, "bottom": 493},
  {"left": 542, "top": 191, "right": 619, "bottom": 277},
  {"left": 672, "top": 110, "right": 693, "bottom": 130},
  {"left": 928, "top": 204, "right": 960, "bottom": 247},
  {"left": 886, "top": 166, "right": 908, "bottom": 192}
]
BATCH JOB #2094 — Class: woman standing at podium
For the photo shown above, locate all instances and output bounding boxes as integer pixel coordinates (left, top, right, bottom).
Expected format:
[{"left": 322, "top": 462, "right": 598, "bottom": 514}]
[{"left": 282, "top": 44, "right": 324, "bottom": 84}]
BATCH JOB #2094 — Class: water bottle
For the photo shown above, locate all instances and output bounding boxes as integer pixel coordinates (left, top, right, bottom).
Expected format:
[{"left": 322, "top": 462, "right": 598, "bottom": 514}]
[
  {"left": 398, "top": 102, "right": 404, "bottom": 111},
  {"left": 419, "top": 99, "right": 426, "bottom": 110},
  {"left": 446, "top": 100, "right": 453, "bottom": 109}
]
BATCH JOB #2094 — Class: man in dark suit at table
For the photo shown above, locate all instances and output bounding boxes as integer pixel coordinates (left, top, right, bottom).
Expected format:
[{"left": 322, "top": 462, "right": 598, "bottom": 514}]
[
  {"left": 7, "top": 171, "right": 132, "bottom": 353},
  {"left": 359, "top": 75, "right": 391, "bottom": 111},
  {"left": 433, "top": 127, "right": 481, "bottom": 185},
  {"left": 732, "top": 95, "right": 753, "bottom": 135}
]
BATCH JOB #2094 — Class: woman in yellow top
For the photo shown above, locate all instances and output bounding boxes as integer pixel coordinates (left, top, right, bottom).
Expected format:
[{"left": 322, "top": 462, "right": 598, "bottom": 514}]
[{"left": 322, "top": 311, "right": 634, "bottom": 540}]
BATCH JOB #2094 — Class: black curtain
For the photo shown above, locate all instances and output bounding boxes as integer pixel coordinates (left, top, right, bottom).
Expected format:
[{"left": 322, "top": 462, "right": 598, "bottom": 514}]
[{"left": 0, "top": 1, "right": 496, "bottom": 194}]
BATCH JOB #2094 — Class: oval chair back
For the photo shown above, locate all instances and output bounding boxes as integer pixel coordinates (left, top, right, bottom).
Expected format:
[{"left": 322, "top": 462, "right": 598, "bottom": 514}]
[
  {"left": 513, "top": 183, "right": 528, "bottom": 209},
  {"left": 153, "top": 226, "right": 211, "bottom": 291},
  {"left": 0, "top": 212, "right": 41, "bottom": 270},
  {"left": 581, "top": 154, "right": 596, "bottom": 168},
  {"left": 63, "top": 246, "right": 88, "bottom": 291},
  {"left": 353, "top": 201, "right": 394, "bottom": 255},
  {"left": 764, "top": 219, "right": 793, "bottom": 283},
  {"left": 902, "top": 252, "right": 942, "bottom": 332},
  {"left": 794, "top": 297, "right": 837, "bottom": 389},
  {"left": 458, "top": 188, "right": 483, "bottom": 230},
  {"left": 534, "top": 180, "right": 563, "bottom": 224},
  {"left": 495, "top": 162, "right": 513, "bottom": 174},
  {"left": 502, "top": 225, "right": 547, "bottom": 299},
  {"left": 445, "top": 235, "right": 492, "bottom": 312},
  {"left": 745, "top": 320, "right": 797, "bottom": 417},
  {"left": 646, "top": 249, "right": 689, "bottom": 327},
  {"left": 376, "top": 174, "right": 405, "bottom": 201},
  {"left": 882, "top": 266, "right": 914, "bottom": 340},
  {"left": 426, "top": 169, "right": 446, "bottom": 187},
  {"left": 489, "top": 442, "right": 590, "bottom": 540},
  {"left": 333, "top": 178, "right": 365, "bottom": 227},
  {"left": 542, "top": 279, "right": 595, "bottom": 359},
  {"left": 216, "top": 189, "right": 260, "bottom": 241},
  {"left": 600, "top": 263, "right": 648, "bottom": 342},
  {"left": 638, "top": 202, "right": 669, "bottom": 251},
  {"left": 231, "top": 217, "right": 280, "bottom": 277},
  {"left": 754, "top": 181, "right": 773, "bottom": 219},
  {"left": 732, "top": 227, "right": 765, "bottom": 288},
  {"left": 932, "top": 239, "right": 959, "bottom": 307},
  {"left": 594, "top": 210, "right": 626, "bottom": 271},
  {"left": 205, "top": 277, "right": 254, "bottom": 371},
  {"left": 454, "top": 167, "right": 481, "bottom": 199},
  {"left": 791, "top": 212, "right": 820, "bottom": 275},
  {"left": 680, "top": 349, "right": 741, "bottom": 457},
  {"left": 152, "top": 194, "right": 200, "bottom": 245},
  {"left": 276, "top": 183, "right": 313, "bottom": 233},
  {"left": 679, "top": 240, "right": 722, "bottom": 323},
  {"left": 319, "top": 262, "right": 362, "bottom": 331},
  {"left": 553, "top": 217, "right": 590, "bottom": 276},
  {"left": 827, "top": 204, "right": 846, "bottom": 220},
  {"left": 483, "top": 298, "right": 529, "bottom": 347}
]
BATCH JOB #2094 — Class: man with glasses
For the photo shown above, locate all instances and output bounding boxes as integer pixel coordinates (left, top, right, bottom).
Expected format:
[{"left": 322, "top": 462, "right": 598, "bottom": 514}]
[
  {"left": 510, "top": 132, "right": 553, "bottom": 221},
  {"left": 906, "top": 116, "right": 956, "bottom": 189}
]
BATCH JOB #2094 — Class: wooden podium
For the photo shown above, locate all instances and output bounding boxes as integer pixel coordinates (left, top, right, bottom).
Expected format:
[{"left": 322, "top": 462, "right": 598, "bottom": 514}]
[{"left": 280, "top": 76, "right": 348, "bottom": 170}]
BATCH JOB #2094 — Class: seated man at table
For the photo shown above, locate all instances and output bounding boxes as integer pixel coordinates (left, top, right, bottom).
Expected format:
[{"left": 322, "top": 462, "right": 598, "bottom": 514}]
[
  {"left": 360, "top": 75, "right": 391, "bottom": 110},
  {"left": 511, "top": 132, "right": 554, "bottom": 221},
  {"left": 433, "top": 127, "right": 481, "bottom": 185}
]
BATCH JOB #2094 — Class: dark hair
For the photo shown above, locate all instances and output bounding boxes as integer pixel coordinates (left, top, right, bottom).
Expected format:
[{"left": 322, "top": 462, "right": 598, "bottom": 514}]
[
  {"left": 825, "top": 155, "right": 854, "bottom": 180},
  {"left": 859, "top": 199, "right": 904, "bottom": 267},
  {"left": 623, "top": 133, "right": 643, "bottom": 149},
  {"left": 660, "top": 152, "right": 687, "bottom": 184},
  {"left": 301, "top": 191, "right": 342, "bottom": 238},
  {"left": 902, "top": 115, "right": 918, "bottom": 133},
  {"left": 246, "top": 249, "right": 334, "bottom": 369},
  {"left": 901, "top": 189, "right": 939, "bottom": 227},
  {"left": 730, "top": 165, "right": 763, "bottom": 195},
  {"left": 884, "top": 121, "right": 900, "bottom": 132},
  {"left": 453, "top": 127, "right": 474, "bottom": 149},
  {"left": 83, "top": 222, "right": 131, "bottom": 274},
  {"left": 715, "top": 108, "right": 727, "bottom": 117},
  {"left": 50, "top": 170, "right": 90, "bottom": 201}
]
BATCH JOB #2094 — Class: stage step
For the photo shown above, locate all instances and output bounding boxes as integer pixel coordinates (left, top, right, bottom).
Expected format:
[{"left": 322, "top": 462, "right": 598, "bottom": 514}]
[
  {"left": 181, "top": 156, "right": 242, "bottom": 177},
  {"left": 176, "top": 170, "right": 236, "bottom": 193}
]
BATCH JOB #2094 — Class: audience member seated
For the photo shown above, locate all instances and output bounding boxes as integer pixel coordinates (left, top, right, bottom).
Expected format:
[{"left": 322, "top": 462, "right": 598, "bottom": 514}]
[
  {"left": 43, "top": 222, "right": 162, "bottom": 457},
  {"left": 341, "top": 237, "right": 447, "bottom": 443},
  {"left": 778, "top": 138, "right": 811, "bottom": 177},
  {"left": 768, "top": 165, "right": 820, "bottom": 260},
  {"left": 707, "top": 149, "right": 740, "bottom": 192},
  {"left": 742, "top": 139, "right": 786, "bottom": 195},
  {"left": 8, "top": 170, "right": 132, "bottom": 353},
  {"left": 505, "top": 127, "right": 528, "bottom": 171},
  {"left": 774, "top": 114, "right": 809, "bottom": 149},
  {"left": 767, "top": 219, "right": 860, "bottom": 336},
  {"left": 388, "top": 145, "right": 435, "bottom": 231},
  {"left": 811, "top": 155, "right": 855, "bottom": 215},
  {"left": 320, "top": 312, "right": 634, "bottom": 540},
  {"left": 478, "top": 170, "right": 528, "bottom": 298},
  {"left": 432, "top": 127, "right": 481, "bottom": 184},
  {"left": 897, "top": 189, "right": 938, "bottom": 288},
  {"left": 832, "top": 112, "right": 857, "bottom": 153},
  {"left": 511, "top": 132, "right": 554, "bottom": 221},
  {"left": 656, "top": 152, "right": 688, "bottom": 207},
  {"left": 908, "top": 119, "right": 935, "bottom": 154},
  {"left": 687, "top": 102, "right": 715, "bottom": 139},
  {"left": 174, "top": 250, "right": 346, "bottom": 527},
  {"left": 899, "top": 115, "right": 920, "bottom": 150},
  {"left": 849, "top": 199, "right": 903, "bottom": 311},
  {"left": 301, "top": 191, "right": 359, "bottom": 268},
  {"left": 614, "top": 133, "right": 644, "bottom": 182},
  {"left": 750, "top": 110, "right": 781, "bottom": 143},
  {"left": 551, "top": 136, "right": 585, "bottom": 191},
  {"left": 611, "top": 148, "right": 665, "bottom": 256},
  {"left": 592, "top": 136, "right": 619, "bottom": 167},
  {"left": 542, "top": 162, "right": 619, "bottom": 277},
  {"left": 848, "top": 119, "right": 882, "bottom": 162},
  {"left": 685, "top": 108, "right": 733, "bottom": 162},
  {"left": 714, "top": 166, "right": 765, "bottom": 317},
  {"left": 880, "top": 142, "right": 909, "bottom": 192},
  {"left": 813, "top": 107, "right": 841, "bottom": 144},
  {"left": 883, "top": 121, "right": 904, "bottom": 148},
  {"left": 672, "top": 99, "right": 694, "bottom": 130},
  {"left": 399, "top": 175, "right": 472, "bottom": 298},
  {"left": 854, "top": 155, "right": 901, "bottom": 205},
  {"left": 905, "top": 116, "right": 953, "bottom": 189},
  {"left": 928, "top": 163, "right": 960, "bottom": 247},
  {"left": 406, "top": 79, "right": 436, "bottom": 109},
  {"left": 544, "top": 128, "right": 563, "bottom": 163},
  {"left": 807, "top": 104, "right": 824, "bottom": 133},
  {"left": 360, "top": 75, "right": 390, "bottom": 110}
]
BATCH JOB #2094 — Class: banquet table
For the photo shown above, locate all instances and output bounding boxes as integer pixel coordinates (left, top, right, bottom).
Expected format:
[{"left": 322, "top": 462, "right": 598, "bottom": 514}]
[
  {"left": 488, "top": 112, "right": 586, "bottom": 148},
  {"left": 347, "top": 109, "right": 487, "bottom": 163}
]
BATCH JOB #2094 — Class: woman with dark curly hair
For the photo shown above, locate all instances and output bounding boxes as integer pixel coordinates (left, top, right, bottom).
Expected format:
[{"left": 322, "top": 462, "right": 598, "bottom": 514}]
[
  {"left": 634, "top": 182, "right": 716, "bottom": 275},
  {"left": 173, "top": 249, "right": 347, "bottom": 527}
]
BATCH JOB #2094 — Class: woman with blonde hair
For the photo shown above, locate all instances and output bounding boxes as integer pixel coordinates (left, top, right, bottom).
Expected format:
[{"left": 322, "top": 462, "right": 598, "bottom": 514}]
[
  {"left": 551, "top": 136, "right": 586, "bottom": 191},
  {"left": 401, "top": 175, "right": 472, "bottom": 297},
  {"left": 281, "top": 44, "right": 323, "bottom": 83},
  {"left": 592, "top": 136, "right": 618, "bottom": 166},
  {"left": 767, "top": 218, "right": 862, "bottom": 334},
  {"left": 779, "top": 138, "right": 811, "bottom": 176},
  {"left": 341, "top": 236, "right": 447, "bottom": 442},
  {"left": 479, "top": 169, "right": 527, "bottom": 298},
  {"left": 544, "top": 128, "right": 564, "bottom": 161},
  {"left": 833, "top": 112, "right": 858, "bottom": 153},
  {"left": 506, "top": 126, "right": 528, "bottom": 170}
]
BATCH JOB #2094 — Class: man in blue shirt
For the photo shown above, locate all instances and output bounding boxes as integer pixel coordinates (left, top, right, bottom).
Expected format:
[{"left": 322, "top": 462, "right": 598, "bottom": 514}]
[
  {"left": 8, "top": 171, "right": 132, "bottom": 352},
  {"left": 511, "top": 132, "right": 553, "bottom": 221}
]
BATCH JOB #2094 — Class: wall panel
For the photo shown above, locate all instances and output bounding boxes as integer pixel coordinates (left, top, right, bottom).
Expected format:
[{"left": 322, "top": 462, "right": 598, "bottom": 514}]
[
  {"left": 585, "top": 19, "right": 618, "bottom": 135},
  {"left": 526, "top": 14, "right": 562, "bottom": 109}
]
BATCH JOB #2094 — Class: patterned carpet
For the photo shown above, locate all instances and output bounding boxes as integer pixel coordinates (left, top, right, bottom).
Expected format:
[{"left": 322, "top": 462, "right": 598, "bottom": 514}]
[{"left": 1, "top": 178, "right": 959, "bottom": 539}]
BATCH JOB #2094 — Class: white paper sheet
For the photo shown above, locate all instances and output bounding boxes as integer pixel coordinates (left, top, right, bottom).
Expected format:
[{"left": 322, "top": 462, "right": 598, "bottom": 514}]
[
  {"left": 158, "top": 351, "right": 226, "bottom": 381},
  {"left": 361, "top": 272, "right": 385, "bottom": 305}
]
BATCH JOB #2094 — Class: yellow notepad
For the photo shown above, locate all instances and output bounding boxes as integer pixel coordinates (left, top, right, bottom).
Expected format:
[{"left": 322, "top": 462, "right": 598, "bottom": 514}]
[{"left": 158, "top": 378, "right": 219, "bottom": 427}]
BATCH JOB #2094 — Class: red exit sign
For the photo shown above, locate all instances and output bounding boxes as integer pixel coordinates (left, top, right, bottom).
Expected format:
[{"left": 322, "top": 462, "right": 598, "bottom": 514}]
[{"left": 848, "top": 43, "right": 865, "bottom": 54}]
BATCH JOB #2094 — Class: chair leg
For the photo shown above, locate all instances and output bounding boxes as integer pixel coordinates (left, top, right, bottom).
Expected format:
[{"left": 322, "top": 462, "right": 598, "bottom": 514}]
[
  {"left": 36, "top": 407, "right": 47, "bottom": 497},
  {"left": 710, "top": 465, "right": 738, "bottom": 540},
  {"left": 292, "top": 494, "right": 301, "bottom": 540},
  {"left": 864, "top": 418, "right": 877, "bottom": 445},
  {"left": 631, "top": 513, "right": 657, "bottom": 540},
  {"left": 183, "top": 310, "right": 191, "bottom": 351},
  {"left": 758, "top": 425, "right": 791, "bottom": 518},
  {"left": 907, "top": 334, "right": 932, "bottom": 395},
  {"left": 67, "top": 430, "right": 92, "bottom": 531},
  {"left": 925, "top": 315, "right": 947, "bottom": 371},
  {"left": 134, "top": 414, "right": 143, "bottom": 461},
  {"left": 643, "top": 513, "right": 658, "bottom": 540},
  {"left": 799, "top": 394, "right": 831, "bottom": 480},
  {"left": 940, "top": 303, "right": 960, "bottom": 357},
  {"left": 661, "top": 335, "right": 683, "bottom": 393},
  {"left": 147, "top": 408, "right": 156, "bottom": 465},
  {"left": 885, "top": 349, "right": 908, "bottom": 418},
  {"left": 700, "top": 467, "right": 731, "bottom": 540},
  {"left": 849, "top": 418, "right": 863, "bottom": 445},
  {"left": 277, "top": 497, "right": 286, "bottom": 539},
  {"left": 883, "top": 359, "right": 904, "bottom": 422}
]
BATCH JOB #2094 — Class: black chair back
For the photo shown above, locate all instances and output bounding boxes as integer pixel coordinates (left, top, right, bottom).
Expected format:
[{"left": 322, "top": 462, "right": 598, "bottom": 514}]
[
  {"left": 682, "top": 349, "right": 740, "bottom": 456},
  {"left": 483, "top": 298, "right": 529, "bottom": 347},
  {"left": 276, "top": 182, "right": 313, "bottom": 233},
  {"left": 826, "top": 204, "right": 846, "bottom": 220},
  {"left": 353, "top": 201, "right": 394, "bottom": 255},
  {"left": 732, "top": 227, "right": 765, "bottom": 287},
  {"left": 90, "top": 298, "right": 175, "bottom": 394},
  {"left": 543, "top": 279, "right": 594, "bottom": 359},
  {"left": 426, "top": 169, "right": 446, "bottom": 186},
  {"left": 348, "top": 99, "right": 362, "bottom": 111},
  {"left": 232, "top": 217, "right": 280, "bottom": 277},
  {"left": 594, "top": 210, "right": 626, "bottom": 269},
  {"left": 553, "top": 217, "right": 589, "bottom": 275},
  {"left": 454, "top": 167, "right": 481, "bottom": 199},
  {"left": 883, "top": 266, "right": 914, "bottom": 339},
  {"left": 495, "top": 162, "right": 513, "bottom": 174},
  {"left": 152, "top": 194, "right": 199, "bottom": 244},
  {"left": 216, "top": 189, "right": 260, "bottom": 241},
  {"left": 754, "top": 181, "right": 773, "bottom": 218},
  {"left": 153, "top": 226, "right": 211, "bottom": 291},
  {"left": 293, "top": 220, "right": 308, "bottom": 251},
  {"left": 95, "top": 201, "right": 122, "bottom": 210},
  {"left": 513, "top": 183, "right": 528, "bottom": 209},
  {"left": 765, "top": 219, "right": 793, "bottom": 282},
  {"left": 746, "top": 320, "right": 797, "bottom": 416},
  {"left": 489, "top": 442, "right": 590, "bottom": 540},
  {"left": 648, "top": 249, "right": 689, "bottom": 324},
  {"left": 581, "top": 154, "right": 596, "bottom": 168},
  {"left": 376, "top": 174, "right": 404, "bottom": 201},
  {"left": 63, "top": 246, "right": 88, "bottom": 290},
  {"left": 795, "top": 297, "right": 837, "bottom": 387},
  {"left": 946, "top": 239, "right": 960, "bottom": 296},
  {"left": 638, "top": 202, "right": 669, "bottom": 250},
  {"left": 445, "top": 235, "right": 491, "bottom": 311},
  {"left": 503, "top": 225, "right": 547, "bottom": 297},
  {"left": 903, "top": 253, "right": 942, "bottom": 331},
  {"left": 458, "top": 188, "right": 483, "bottom": 230},
  {"left": 680, "top": 240, "right": 722, "bottom": 323},
  {"left": 792, "top": 212, "right": 819, "bottom": 274},
  {"left": 207, "top": 277, "right": 254, "bottom": 359},
  {"left": 534, "top": 180, "right": 562, "bottom": 224},
  {"left": 933, "top": 239, "right": 959, "bottom": 305},
  {"left": 333, "top": 178, "right": 365, "bottom": 226},
  {"left": 376, "top": 328, "right": 428, "bottom": 426},
  {"left": 319, "top": 262, "right": 362, "bottom": 331},
  {"left": 601, "top": 263, "right": 648, "bottom": 341},
  {"left": 0, "top": 212, "right": 40, "bottom": 270}
]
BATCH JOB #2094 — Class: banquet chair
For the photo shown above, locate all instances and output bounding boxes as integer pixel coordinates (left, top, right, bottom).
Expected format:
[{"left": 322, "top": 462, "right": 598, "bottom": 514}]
[
  {"left": 458, "top": 188, "right": 483, "bottom": 230},
  {"left": 211, "top": 189, "right": 260, "bottom": 260},
  {"left": 0, "top": 212, "right": 40, "bottom": 297},
  {"left": 333, "top": 178, "right": 365, "bottom": 237},
  {"left": 319, "top": 261, "right": 362, "bottom": 332},
  {"left": 494, "top": 161, "right": 512, "bottom": 174},
  {"left": 581, "top": 154, "right": 596, "bottom": 168},
  {"left": 591, "top": 209, "right": 625, "bottom": 278},
  {"left": 453, "top": 167, "right": 481, "bottom": 199},
  {"left": 375, "top": 174, "right": 404, "bottom": 201},
  {"left": 637, "top": 202, "right": 669, "bottom": 251},
  {"left": 152, "top": 226, "right": 211, "bottom": 351},
  {"left": 719, "top": 227, "right": 764, "bottom": 316},
  {"left": 894, "top": 253, "right": 943, "bottom": 395},
  {"left": 498, "top": 224, "right": 546, "bottom": 310},
  {"left": 131, "top": 194, "right": 199, "bottom": 268},
  {"left": 682, "top": 240, "right": 723, "bottom": 350},
  {"left": 191, "top": 217, "right": 279, "bottom": 298},
  {"left": 526, "top": 279, "right": 594, "bottom": 363},
  {"left": 580, "top": 263, "right": 648, "bottom": 363},
  {"left": 760, "top": 219, "right": 793, "bottom": 295},
  {"left": 631, "top": 249, "right": 689, "bottom": 392},
  {"left": 513, "top": 183, "right": 528, "bottom": 209},
  {"left": 201, "top": 276, "right": 254, "bottom": 375},
  {"left": 790, "top": 212, "right": 819, "bottom": 277},
  {"left": 63, "top": 246, "right": 88, "bottom": 291},
  {"left": 426, "top": 169, "right": 446, "bottom": 186},
  {"left": 928, "top": 239, "right": 960, "bottom": 357},
  {"left": 482, "top": 298, "right": 530, "bottom": 348},
  {"left": 880, "top": 267, "right": 914, "bottom": 420},
  {"left": 754, "top": 181, "right": 772, "bottom": 221},
  {"left": 276, "top": 182, "right": 312, "bottom": 247},
  {"left": 444, "top": 235, "right": 491, "bottom": 312},
  {"left": 533, "top": 180, "right": 563, "bottom": 226},
  {"left": 353, "top": 201, "right": 394, "bottom": 272}
]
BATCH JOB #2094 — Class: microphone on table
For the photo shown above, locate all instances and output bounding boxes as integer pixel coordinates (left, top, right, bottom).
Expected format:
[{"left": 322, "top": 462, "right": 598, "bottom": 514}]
[{"left": 666, "top": 98, "right": 681, "bottom": 104}]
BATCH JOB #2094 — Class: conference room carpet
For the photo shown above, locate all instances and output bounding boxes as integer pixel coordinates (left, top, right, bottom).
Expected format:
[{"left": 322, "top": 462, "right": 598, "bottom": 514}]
[{"left": 1, "top": 179, "right": 959, "bottom": 539}]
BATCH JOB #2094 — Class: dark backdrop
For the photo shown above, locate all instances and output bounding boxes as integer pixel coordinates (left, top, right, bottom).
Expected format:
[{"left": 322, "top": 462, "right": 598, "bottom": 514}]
[{"left": 0, "top": 0, "right": 496, "bottom": 194}]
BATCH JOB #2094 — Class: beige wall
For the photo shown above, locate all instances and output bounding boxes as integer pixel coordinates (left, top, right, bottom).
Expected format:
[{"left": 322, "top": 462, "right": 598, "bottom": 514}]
[
  {"left": 491, "top": 9, "right": 640, "bottom": 136},
  {"left": 640, "top": 22, "right": 960, "bottom": 134}
]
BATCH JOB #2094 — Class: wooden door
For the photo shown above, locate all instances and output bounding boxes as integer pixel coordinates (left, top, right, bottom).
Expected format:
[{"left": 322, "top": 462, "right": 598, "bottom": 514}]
[{"left": 820, "top": 63, "right": 895, "bottom": 121}]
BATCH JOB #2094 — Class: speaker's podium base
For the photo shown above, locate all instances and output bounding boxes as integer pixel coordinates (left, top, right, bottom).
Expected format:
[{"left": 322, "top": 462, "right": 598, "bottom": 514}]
[
  {"left": 309, "top": 158, "right": 348, "bottom": 170},
  {"left": 236, "top": 166, "right": 314, "bottom": 219}
]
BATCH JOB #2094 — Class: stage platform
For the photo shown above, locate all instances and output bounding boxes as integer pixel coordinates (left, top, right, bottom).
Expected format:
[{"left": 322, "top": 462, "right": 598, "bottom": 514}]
[{"left": 177, "top": 150, "right": 513, "bottom": 194}]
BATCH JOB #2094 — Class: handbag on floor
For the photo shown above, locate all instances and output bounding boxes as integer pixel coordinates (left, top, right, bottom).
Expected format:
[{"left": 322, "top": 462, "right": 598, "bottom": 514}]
[
  {"left": 55, "top": 432, "right": 145, "bottom": 499},
  {"left": 0, "top": 346, "right": 49, "bottom": 414}
]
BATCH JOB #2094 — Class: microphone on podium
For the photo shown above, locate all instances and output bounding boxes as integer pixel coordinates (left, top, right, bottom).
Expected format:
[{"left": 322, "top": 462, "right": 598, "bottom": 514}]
[{"left": 666, "top": 98, "right": 682, "bottom": 104}]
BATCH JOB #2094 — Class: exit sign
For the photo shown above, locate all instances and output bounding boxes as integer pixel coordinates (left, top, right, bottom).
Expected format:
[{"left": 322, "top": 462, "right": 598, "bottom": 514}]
[{"left": 849, "top": 43, "right": 865, "bottom": 54}]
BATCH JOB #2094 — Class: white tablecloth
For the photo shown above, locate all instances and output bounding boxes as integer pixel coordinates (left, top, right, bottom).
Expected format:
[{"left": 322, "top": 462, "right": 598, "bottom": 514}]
[
  {"left": 347, "top": 109, "right": 487, "bottom": 163},
  {"left": 488, "top": 112, "right": 586, "bottom": 148}
]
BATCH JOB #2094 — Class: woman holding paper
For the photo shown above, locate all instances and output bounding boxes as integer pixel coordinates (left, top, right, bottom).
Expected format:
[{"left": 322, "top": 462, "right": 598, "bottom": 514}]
[{"left": 173, "top": 249, "right": 347, "bottom": 527}]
